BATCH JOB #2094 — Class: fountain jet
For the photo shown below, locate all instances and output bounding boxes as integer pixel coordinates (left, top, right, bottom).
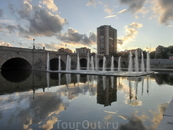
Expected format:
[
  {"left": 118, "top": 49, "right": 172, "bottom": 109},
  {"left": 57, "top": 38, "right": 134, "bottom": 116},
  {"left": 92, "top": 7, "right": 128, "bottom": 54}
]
[
  {"left": 141, "top": 51, "right": 145, "bottom": 72},
  {"left": 128, "top": 52, "right": 133, "bottom": 72},
  {"left": 111, "top": 56, "right": 114, "bottom": 71},
  {"left": 102, "top": 56, "right": 106, "bottom": 72},
  {"left": 146, "top": 52, "right": 150, "bottom": 72},
  {"left": 95, "top": 54, "right": 98, "bottom": 71},
  {"left": 58, "top": 56, "right": 61, "bottom": 71},
  {"left": 91, "top": 56, "right": 94, "bottom": 72},
  {"left": 135, "top": 50, "right": 139, "bottom": 72},
  {"left": 47, "top": 53, "right": 50, "bottom": 71},
  {"left": 87, "top": 53, "right": 90, "bottom": 71},
  {"left": 118, "top": 56, "right": 121, "bottom": 72},
  {"left": 77, "top": 54, "right": 80, "bottom": 71}
]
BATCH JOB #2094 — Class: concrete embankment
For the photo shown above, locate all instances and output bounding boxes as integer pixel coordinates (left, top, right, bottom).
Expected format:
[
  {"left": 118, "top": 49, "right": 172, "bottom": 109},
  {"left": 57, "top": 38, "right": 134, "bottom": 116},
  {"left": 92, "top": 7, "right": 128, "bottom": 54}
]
[{"left": 157, "top": 98, "right": 173, "bottom": 130}]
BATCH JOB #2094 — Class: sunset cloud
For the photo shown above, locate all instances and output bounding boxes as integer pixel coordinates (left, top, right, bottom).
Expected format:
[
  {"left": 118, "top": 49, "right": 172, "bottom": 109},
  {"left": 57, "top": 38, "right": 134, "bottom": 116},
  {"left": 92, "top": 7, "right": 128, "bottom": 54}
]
[
  {"left": 86, "top": 0, "right": 97, "bottom": 6},
  {"left": 40, "top": 0, "right": 58, "bottom": 11},
  {"left": 118, "top": 22, "right": 143, "bottom": 45},
  {"left": 119, "top": 0, "right": 147, "bottom": 14},
  {"left": 104, "top": 4, "right": 114, "bottom": 15},
  {"left": 105, "top": 9, "right": 127, "bottom": 18},
  {"left": 57, "top": 28, "right": 96, "bottom": 46},
  {"left": 0, "top": 41, "right": 12, "bottom": 47},
  {"left": 152, "top": 0, "right": 173, "bottom": 26}
]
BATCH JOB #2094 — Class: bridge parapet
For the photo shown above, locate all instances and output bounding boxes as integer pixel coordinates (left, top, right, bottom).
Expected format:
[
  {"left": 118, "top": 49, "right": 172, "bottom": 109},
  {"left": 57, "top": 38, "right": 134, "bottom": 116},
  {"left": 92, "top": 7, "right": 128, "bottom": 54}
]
[{"left": 0, "top": 46, "right": 129, "bottom": 70}]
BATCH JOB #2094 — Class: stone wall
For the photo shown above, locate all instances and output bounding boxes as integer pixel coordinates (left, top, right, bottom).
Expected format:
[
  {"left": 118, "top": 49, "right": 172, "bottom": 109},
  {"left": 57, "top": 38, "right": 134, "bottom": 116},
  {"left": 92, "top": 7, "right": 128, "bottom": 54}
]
[{"left": 150, "top": 59, "right": 173, "bottom": 68}]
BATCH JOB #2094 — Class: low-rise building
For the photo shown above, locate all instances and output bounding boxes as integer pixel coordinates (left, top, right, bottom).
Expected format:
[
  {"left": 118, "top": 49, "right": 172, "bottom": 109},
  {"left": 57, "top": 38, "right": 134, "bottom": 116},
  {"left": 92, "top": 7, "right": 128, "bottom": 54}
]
[{"left": 76, "top": 47, "right": 90, "bottom": 55}]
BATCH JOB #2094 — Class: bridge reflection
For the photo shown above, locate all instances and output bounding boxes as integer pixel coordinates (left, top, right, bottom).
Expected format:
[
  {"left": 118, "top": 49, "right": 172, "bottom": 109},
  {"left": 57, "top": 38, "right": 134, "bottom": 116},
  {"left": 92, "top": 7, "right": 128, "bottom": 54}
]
[{"left": 1, "top": 71, "right": 173, "bottom": 106}]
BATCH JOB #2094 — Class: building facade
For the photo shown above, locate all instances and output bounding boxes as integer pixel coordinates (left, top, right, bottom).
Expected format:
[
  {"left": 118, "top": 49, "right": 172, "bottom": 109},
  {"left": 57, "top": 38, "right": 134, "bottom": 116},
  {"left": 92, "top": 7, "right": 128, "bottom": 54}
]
[
  {"left": 97, "top": 25, "right": 117, "bottom": 55},
  {"left": 76, "top": 47, "right": 90, "bottom": 55}
]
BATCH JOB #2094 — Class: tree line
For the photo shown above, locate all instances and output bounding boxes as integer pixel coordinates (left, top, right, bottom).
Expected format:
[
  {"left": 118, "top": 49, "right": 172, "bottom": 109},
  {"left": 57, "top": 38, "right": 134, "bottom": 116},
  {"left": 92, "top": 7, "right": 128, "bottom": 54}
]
[{"left": 113, "top": 46, "right": 173, "bottom": 59}]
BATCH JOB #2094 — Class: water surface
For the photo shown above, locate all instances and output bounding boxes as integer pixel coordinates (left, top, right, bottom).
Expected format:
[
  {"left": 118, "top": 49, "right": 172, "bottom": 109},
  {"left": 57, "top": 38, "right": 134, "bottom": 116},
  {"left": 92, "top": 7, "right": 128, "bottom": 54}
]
[{"left": 0, "top": 71, "right": 173, "bottom": 130}]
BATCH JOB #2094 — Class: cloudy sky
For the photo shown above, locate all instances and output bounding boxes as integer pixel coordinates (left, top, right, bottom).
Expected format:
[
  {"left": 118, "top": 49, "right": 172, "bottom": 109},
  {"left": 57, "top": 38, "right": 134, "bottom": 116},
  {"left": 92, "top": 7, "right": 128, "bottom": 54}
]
[{"left": 0, "top": 0, "right": 173, "bottom": 52}]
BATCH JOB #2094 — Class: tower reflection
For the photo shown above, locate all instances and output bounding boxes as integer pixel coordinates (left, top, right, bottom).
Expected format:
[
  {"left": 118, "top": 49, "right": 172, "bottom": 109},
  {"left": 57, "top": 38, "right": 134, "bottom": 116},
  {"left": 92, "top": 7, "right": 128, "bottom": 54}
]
[{"left": 97, "top": 76, "right": 117, "bottom": 106}]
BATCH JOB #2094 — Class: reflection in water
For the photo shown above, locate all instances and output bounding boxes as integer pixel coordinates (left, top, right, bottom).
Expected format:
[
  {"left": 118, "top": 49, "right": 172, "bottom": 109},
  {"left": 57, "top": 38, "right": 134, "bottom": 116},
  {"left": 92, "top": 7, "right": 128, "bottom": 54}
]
[
  {"left": 97, "top": 76, "right": 117, "bottom": 106},
  {"left": 135, "top": 77, "right": 139, "bottom": 99},
  {"left": 0, "top": 71, "right": 173, "bottom": 130},
  {"left": 129, "top": 78, "right": 133, "bottom": 100},
  {"left": 58, "top": 73, "right": 61, "bottom": 85},
  {"left": 111, "top": 76, "right": 114, "bottom": 88},
  {"left": 46, "top": 72, "right": 50, "bottom": 90},
  {"left": 1, "top": 70, "right": 31, "bottom": 82},
  {"left": 142, "top": 76, "right": 144, "bottom": 95},
  {"left": 103, "top": 76, "right": 106, "bottom": 90},
  {"left": 77, "top": 74, "right": 80, "bottom": 87},
  {"left": 147, "top": 75, "right": 149, "bottom": 93},
  {"left": 66, "top": 74, "right": 71, "bottom": 86}
]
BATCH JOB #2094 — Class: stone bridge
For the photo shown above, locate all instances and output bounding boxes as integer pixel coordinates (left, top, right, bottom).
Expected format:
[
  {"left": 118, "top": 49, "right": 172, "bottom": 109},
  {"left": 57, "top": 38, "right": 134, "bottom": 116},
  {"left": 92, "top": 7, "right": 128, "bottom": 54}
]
[{"left": 0, "top": 46, "right": 128, "bottom": 70}]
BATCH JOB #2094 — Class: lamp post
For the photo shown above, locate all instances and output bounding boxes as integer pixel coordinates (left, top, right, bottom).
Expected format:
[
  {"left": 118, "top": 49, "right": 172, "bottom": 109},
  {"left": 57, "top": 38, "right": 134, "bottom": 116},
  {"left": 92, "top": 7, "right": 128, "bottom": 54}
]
[{"left": 33, "top": 39, "right": 35, "bottom": 49}]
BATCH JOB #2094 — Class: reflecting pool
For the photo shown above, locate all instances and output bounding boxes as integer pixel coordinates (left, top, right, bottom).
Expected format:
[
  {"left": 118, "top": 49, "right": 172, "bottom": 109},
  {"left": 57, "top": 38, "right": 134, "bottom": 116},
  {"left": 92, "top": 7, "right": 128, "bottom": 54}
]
[{"left": 0, "top": 70, "right": 173, "bottom": 130}]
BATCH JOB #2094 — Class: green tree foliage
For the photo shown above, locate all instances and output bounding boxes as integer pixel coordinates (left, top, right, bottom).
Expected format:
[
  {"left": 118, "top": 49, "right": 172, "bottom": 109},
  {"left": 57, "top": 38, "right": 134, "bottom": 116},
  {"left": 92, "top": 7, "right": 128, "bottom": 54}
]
[
  {"left": 150, "top": 51, "right": 155, "bottom": 59},
  {"left": 117, "top": 52, "right": 129, "bottom": 58},
  {"left": 169, "top": 46, "right": 173, "bottom": 53},
  {"left": 152, "top": 45, "right": 173, "bottom": 59}
]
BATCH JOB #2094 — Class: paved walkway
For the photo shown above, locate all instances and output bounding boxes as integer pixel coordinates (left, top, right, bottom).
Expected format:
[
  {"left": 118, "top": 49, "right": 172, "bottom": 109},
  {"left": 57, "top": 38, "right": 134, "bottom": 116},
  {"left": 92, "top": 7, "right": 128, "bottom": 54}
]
[{"left": 157, "top": 98, "right": 173, "bottom": 130}]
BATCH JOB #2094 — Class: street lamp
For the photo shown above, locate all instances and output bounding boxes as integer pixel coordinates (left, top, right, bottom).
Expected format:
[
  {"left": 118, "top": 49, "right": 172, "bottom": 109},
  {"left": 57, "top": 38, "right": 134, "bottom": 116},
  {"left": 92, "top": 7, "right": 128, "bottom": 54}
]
[{"left": 33, "top": 39, "right": 35, "bottom": 49}]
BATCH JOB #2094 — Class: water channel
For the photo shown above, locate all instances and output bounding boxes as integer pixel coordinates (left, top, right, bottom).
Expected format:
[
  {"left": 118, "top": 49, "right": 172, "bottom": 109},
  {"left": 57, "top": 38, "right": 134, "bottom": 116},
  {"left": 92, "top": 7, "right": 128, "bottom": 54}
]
[{"left": 0, "top": 70, "right": 173, "bottom": 130}]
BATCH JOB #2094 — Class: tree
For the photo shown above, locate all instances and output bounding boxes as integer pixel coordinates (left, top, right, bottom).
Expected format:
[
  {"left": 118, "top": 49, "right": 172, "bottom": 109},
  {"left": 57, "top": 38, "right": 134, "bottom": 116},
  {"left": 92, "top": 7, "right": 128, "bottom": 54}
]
[
  {"left": 156, "top": 53, "right": 162, "bottom": 58},
  {"left": 170, "top": 46, "right": 173, "bottom": 53},
  {"left": 150, "top": 52, "right": 155, "bottom": 59},
  {"left": 143, "top": 51, "right": 147, "bottom": 59},
  {"left": 161, "top": 48, "right": 169, "bottom": 59}
]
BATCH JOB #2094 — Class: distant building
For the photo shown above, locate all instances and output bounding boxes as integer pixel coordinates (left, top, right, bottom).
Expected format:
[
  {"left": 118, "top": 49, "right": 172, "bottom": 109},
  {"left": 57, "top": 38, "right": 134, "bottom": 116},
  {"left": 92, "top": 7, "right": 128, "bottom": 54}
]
[
  {"left": 58, "top": 48, "right": 72, "bottom": 53},
  {"left": 97, "top": 25, "right": 117, "bottom": 55},
  {"left": 76, "top": 47, "right": 90, "bottom": 55}
]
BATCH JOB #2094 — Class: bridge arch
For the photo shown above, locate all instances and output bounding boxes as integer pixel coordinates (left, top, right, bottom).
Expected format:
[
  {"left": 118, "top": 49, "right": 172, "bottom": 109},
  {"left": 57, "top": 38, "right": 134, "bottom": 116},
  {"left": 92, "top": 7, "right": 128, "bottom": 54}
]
[
  {"left": 99, "top": 59, "right": 118, "bottom": 68},
  {"left": 1, "top": 57, "right": 32, "bottom": 70},
  {"left": 80, "top": 58, "right": 87, "bottom": 69},
  {"left": 50, "top": 58, "right": 66, "bottom": 70},
  {"left": 99, "top": 59, "right": 103, "bottom": 68}
]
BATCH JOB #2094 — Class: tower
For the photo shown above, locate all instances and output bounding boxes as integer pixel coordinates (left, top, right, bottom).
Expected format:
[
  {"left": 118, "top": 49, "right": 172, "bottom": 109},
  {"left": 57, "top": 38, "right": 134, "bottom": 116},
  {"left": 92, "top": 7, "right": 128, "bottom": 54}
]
[{"left": 97, "top": 25, "right": 117, "bottom": 55}]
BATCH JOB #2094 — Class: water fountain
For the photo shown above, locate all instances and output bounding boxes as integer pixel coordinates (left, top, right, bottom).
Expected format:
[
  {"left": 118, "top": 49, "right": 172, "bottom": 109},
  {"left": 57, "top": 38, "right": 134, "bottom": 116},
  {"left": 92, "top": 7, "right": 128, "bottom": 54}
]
[
  {"left": 135, "top": 50, "right": 139, "bottom": 72},
  {"left": 47, "top": 53, "right": 50, "bottom": 71},
  {"left": 118, "top": 56, "right": 121, "bottom": 72},
  {"left": 69, "top": 57, "right": 71, "bottom": 71},
  {"left": 58, "top": 56, "right": 61, "bottom": 71},
  {"left": 77, "top": 54, "right": 80, "bottom": 71},
  {"left": 95, "top": 54, "right": 98, "bottom": 71},
  {"left": 91, "top": 56, "right": 94, "bottom": 72},
  {"left": 146, "top": 52, "right": 150, "bottom": 72},
  {"left": 66, "top": 55, "right": 69, "bottom": 71},
  {"left": 141, "top": 52, "right": 145, "bottom": 72},
  {"left": 47, "top": 50, "right": 153, "bottom": 77},
  {"left": 87, "top": 53, "right": 90, "bottom": 71},
  {"left": 128, "top": 51, "right": 133, "bottom": 73},
  {"left": 111, "top": 56, "right": 114, "bottom": 71},
  {"left": 102, "top": 56, "right": 106, "bottom": 72}
]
